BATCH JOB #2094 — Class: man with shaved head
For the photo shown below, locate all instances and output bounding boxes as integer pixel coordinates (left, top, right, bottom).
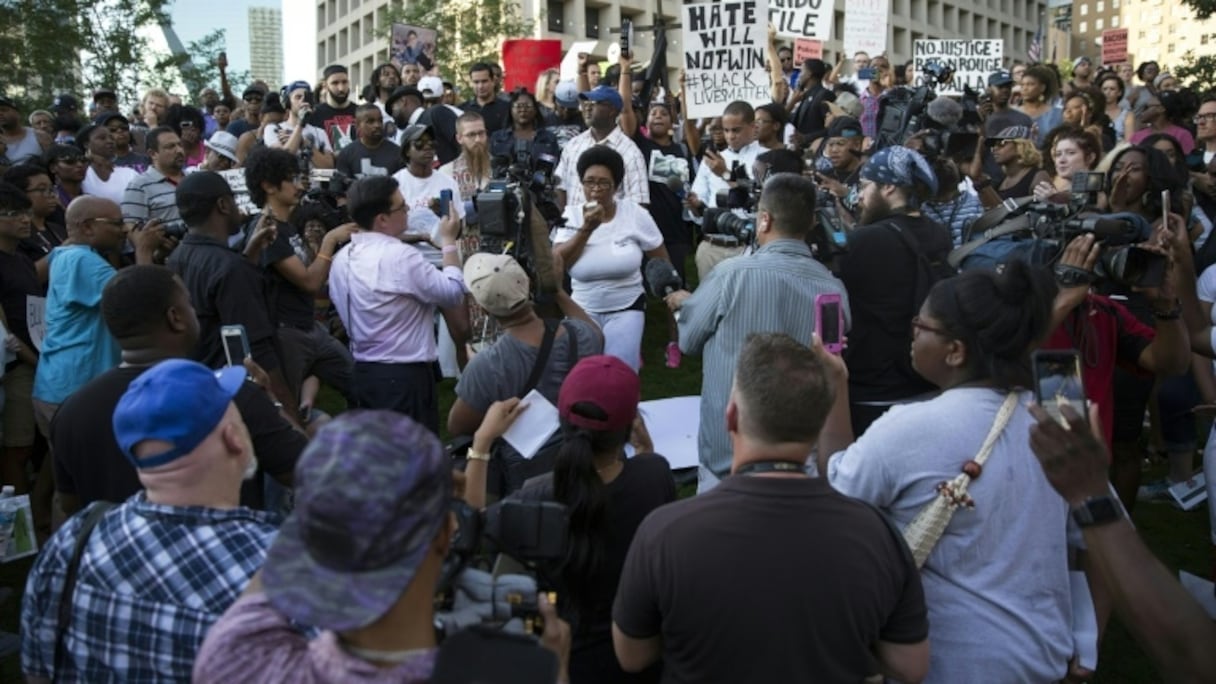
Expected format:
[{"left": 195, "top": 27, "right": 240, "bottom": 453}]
[{"left": 21, "top": 358, "right": 279, "bottom": 682}]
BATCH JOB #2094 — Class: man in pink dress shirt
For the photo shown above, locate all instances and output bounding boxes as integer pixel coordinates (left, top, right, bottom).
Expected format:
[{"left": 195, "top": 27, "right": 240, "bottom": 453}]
[{"left": 329, "top": 175, "right": 466, "bottom": 434}]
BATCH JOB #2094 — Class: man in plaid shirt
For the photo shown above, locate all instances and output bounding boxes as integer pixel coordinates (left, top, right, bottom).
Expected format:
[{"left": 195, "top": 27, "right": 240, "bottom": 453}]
[{"left": 20, "top": 359, "right": 279, "bottom": 683}]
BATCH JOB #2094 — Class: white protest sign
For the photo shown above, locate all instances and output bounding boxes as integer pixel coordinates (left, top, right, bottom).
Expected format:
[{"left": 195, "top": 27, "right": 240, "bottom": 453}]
[
  {"left": 682, "top": 0, "right": 770, "bottom": 119},
  {"left": 560, "top": 40, "right": 598, "bottom": 81},
  {"left": 844, "top": 0, "right": 889, "bottom": 57},
  {"left": 912, "top": 39, "right": 1004, "bottom": 97},
  {"left": 25, "top": 296, "right": 46, "bottom": 353},
  {"left": 218, "top": 169, "right": 258, "bottom": 216},
  {"left": 769, "top": 0, "right": 831, "bottom": 40}
]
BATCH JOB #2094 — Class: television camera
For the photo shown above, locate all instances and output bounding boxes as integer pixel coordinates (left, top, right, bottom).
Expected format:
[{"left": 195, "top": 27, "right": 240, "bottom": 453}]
[{"left": 874, "top": 60, "right": 982, "bottom": 155}]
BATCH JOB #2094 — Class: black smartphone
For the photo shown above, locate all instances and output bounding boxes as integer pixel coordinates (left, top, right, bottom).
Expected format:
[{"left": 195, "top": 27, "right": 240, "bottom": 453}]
[
  {"left": 620, "top": 18, "right": 633, "bottom": 58},
  {"left": 221, "top": 324, "right": 251, "bottom": 367},
  {"left": 438, "top": 188, "right": 453, "bottom": 217},
  {"left": 1033, "top": 350, "right": 1088, "bottom": 427}
]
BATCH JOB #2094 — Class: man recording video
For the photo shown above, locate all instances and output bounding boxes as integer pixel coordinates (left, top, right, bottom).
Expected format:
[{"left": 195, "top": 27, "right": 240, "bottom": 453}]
[{"left": 665, "top": 173, "right": 849, "bottom": 492}]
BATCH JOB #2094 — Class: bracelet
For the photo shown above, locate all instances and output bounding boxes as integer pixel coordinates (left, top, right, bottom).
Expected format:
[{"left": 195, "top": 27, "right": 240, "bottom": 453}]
[
  {"left": 315, "top": 252, "right": 333, "bottom": 262},
  {"left": 1152, "top": 306, "right": 1182, "bottom": 320},
  {"left": 466, "top": 448, "right": 491, "bottom": 462}
]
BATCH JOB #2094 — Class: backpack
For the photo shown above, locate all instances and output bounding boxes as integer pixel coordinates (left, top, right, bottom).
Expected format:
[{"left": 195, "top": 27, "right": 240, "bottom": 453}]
[{"left": 880, "top": 218, "right": 956, "bottom": 311}]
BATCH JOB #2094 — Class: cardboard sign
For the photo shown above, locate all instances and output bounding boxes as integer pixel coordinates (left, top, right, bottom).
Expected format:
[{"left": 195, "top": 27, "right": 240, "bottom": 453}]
[
  {"left": 25, "top": 296, "right": 45, "bottom": 353},
  {"left": 682, "top": 0, "right": 771, "bottom": 118},
  {"left": 769, "top": 0, "right": 831, "bottom": 40},
  {"left": 843, "top": 0, "right": 889, "bottom": 58},
  {"left": 390, "top": 23, "right": 438, "bottom": 74},
  {"left": 911, "top": 39, "right": 1004, "bottom": 96},
  {"left": 1101, "top": 28, "right": 1128, "bottom": 65},
  {"left": 501, "top": 40, "right": 563, "bottom": 92},
  {"left": 794, "top": 38, "right": 822, "bottom": 63}
]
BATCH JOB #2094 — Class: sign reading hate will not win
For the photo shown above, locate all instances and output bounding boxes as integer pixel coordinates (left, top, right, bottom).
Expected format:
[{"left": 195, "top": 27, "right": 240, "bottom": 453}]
[{"left": 682, "top": 0, "right": 770, "bottom": 118}]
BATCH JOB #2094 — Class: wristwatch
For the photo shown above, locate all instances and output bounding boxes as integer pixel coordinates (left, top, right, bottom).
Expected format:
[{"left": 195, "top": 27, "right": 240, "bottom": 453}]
[
  {"left": 466, "top": 448, "right": 491, "bottom": 462},
  {"left": 719, "top": 169, "right": 731, "bottom": 182},
  {"left": 1070, "top": 495, "right": 1125, "bottom": 528}
]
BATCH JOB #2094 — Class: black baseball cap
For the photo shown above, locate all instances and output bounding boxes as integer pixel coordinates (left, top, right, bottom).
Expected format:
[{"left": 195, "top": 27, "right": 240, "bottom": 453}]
[{"left": 385, "top": 85, "right": 423, "bottom": 111}]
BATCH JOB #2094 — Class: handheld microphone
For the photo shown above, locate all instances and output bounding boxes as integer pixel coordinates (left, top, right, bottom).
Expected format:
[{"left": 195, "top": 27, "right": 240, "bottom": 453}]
[{"left": 644, "top": 259, "right": 683, "bottom": 298}]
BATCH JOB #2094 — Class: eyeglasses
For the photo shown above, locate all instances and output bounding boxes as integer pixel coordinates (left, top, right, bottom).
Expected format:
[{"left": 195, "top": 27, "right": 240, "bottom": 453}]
[
  {"left": 511, "top": 102, "right": 535, "bottom": 110},
  {"left": 581, "top": 178, "right": 614, "bottom": 189},
  {"left": 244, "top": 95, "right": 264, "bottom": 103},
  {"left": 460, "top": 130, "right": 487, "bottom": 139},
  {"left": 84, "top": 217, "right": 124, "bottom": 228},
  {"left": 1194, "top": 113, "right": 1216, "bottom": 124},
  {"left": 0, "top": 209, "right": 32, "bottom": 219},
  {"left": 911, "top": 316, "right": 951, "bottom": 338},
  {"left": 411, "top": 139, "right": 435, "bottom": 149},
  {"left": 385, "top": 203, "right": 407, "bottom": 216},
  {"left": 179, "top": 121, "right": 196, "bottom": 129}
]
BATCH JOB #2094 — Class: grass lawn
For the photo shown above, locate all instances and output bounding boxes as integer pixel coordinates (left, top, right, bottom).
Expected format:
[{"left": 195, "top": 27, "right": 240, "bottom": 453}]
[{"left": 0, "top": 288, "right": 1209, "bottom": 681}]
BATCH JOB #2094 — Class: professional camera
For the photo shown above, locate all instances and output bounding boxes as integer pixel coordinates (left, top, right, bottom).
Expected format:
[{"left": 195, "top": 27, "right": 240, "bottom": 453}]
[
  {"left": 807, "top": 186, "right": 850, "bottom": 266},
  {"left": 952, "top": 172, "right": 1166, "bottom": 288},
  {"left": 874, "top": 60, "right": 981, "bottom": 153},
  {"left": 701, "top": 173, "right": 762, "bottom": 245}
]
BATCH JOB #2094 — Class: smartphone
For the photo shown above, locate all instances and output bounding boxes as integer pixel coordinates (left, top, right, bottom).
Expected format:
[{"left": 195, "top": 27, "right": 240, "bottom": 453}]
[
  {"left": 620, "top": 18, "right": 633, "bottom": 58},
  {"left": 438, "top": 188, "right": 453, "bottom": 217},
  {"left": 858, "top": 67, "right": 878, "bottom": 81},
  {"left": 1162, "top": 189, "right": 1171, "bottom": 225},
  {"left": 221, "top": 324, "right": 251, "bottom": 367},
  {"left": 1033, "top": 350, "right": 1088, "bottom": 428},
  {"left": 815, "top": 293, "right": 844, "bottom": 354}
]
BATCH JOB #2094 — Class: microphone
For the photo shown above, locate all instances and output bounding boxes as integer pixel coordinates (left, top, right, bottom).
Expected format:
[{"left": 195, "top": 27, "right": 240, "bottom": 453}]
[
  {"left": 644, "top": 259, "right": 683, "bottom": 298},
  {"left": 926, "top": 97, "right": 964, "bottom": 129}
]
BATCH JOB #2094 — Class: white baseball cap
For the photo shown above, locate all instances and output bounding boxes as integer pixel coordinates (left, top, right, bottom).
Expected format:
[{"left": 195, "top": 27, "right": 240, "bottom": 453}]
[{"left": 418, "top": 76, "right": 444, "bottom": 100}]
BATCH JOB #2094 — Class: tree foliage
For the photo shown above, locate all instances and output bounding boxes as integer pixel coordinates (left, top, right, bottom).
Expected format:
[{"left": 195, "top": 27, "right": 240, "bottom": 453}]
[
  {"left": 0, "top": 0, "right": 171, "bottom": 112},
  {"left": 382, "top": 0, "right": 534, "bottom": 90},
  {"left": 1176, "top": 50, "right": 1216, "bottom": 95},
  {"left": 1183, "top": 0, "right": 1216, "bottom": 21}
]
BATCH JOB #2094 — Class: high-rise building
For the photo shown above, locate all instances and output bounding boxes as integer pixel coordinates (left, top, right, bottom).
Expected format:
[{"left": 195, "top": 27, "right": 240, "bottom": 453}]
[
  {"left": 1121, "top": 0, "right": 1216, "bottom": 70},
  {"left": 249, "top": 6, "right": 284, "bottom": 86},
  {"left": 1069, "top": 0, "right": 1120, "bottom": 63},
  {"left": 316, "top": 0, "right": 1045, "bottom": 91}
]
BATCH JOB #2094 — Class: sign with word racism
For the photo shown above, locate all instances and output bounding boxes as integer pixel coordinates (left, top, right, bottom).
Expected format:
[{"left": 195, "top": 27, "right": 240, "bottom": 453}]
[
  {"left": 794, "top": 38, "right": 823, "bottom": 63},
  {"left": 682, "top": 0, "right": 770, "bottom": 118},
  {"left": 844, "top": 0, "right": 889, "bottom": 58},
  {"left": 502, "top": 40, "right": 563, "bottom": 92},
  {"left": 769, "top": 0, "right": 831, "bottom": 41},
  {"left": 912, "top": 39, "right": 1003, "bottom": 96},
  {"left": 1101, "top": 28, "right": 1128, "bottom": 65}
]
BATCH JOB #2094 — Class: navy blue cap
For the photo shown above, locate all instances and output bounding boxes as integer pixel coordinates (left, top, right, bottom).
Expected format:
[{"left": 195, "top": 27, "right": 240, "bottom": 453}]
[
  {"left": 579, "top": 85, "right": 624, "bottom": 111},
  {"left": 113, "top": 359, "right": 246, "bottom": 469}
]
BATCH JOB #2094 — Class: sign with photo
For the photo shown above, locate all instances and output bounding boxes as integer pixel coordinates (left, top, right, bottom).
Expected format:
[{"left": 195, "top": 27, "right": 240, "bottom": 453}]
[{"left": 391, "top": 23, "right": 438, "bottom": 74}]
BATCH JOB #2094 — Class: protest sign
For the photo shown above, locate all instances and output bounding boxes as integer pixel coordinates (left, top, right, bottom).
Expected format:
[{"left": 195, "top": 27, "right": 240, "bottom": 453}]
[
  {"left": 218, "top": 169, "right": 258, "bottom": 216},
  {"left": 560, "top": 40, "right": 598, "bottom": 81},
  {"left": 25, "top": 296, "right": 45, "bottom": 353},
  {"left": 843, "top": 0, "right": 889, "bottom": 57},
  {"left": 1102, "top": 28, "right": 1128, "bottom": 65},
  {"left": 912, "top": 39, "right": 1003, "bottom": 96},
  {"left": 682, "top": 0, "right": 771, "bottom": 118},
  {"left": 769, "top": 0, "right": 831, "bottom": 40},
  {"left": 794, "top": 38, "right": 822, "bottom": 63},
  {"left": 390, "top": 23, "right": 438, "bottom": 74},
  {"left": 502, "top": 40, "right": 563, "bottom": 92}
]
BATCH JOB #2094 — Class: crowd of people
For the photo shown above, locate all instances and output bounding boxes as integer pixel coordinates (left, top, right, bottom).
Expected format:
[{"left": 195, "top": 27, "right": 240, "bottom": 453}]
[{"left": 1, "top": 26, "right": 1215, "bottom": 683}]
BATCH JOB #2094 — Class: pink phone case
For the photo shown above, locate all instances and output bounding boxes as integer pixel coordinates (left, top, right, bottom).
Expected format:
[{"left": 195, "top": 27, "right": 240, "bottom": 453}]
[{"left": 815, "top": 293, "right": 844, "bottom": 353}]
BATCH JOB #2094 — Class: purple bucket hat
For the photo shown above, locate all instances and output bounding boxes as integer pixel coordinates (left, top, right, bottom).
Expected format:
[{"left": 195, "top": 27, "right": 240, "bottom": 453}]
[{"left": 263, "top": 410, "right": 451, "bottom": 631}]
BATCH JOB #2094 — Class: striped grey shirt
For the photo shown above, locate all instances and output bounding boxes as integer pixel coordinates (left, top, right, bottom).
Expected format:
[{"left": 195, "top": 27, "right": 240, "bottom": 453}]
[
  {"left": 121, "top": 167, "right": 181, "bottom": 225},
  {"left": 679, "top": 239, "right": 850, "bottom": 477}
]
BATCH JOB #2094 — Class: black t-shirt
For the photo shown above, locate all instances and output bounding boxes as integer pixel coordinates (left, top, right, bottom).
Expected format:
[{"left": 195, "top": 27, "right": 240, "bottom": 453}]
[
  {"left": 634, "top": 134, "right": 695, "bottom": 246},
  {"left": 613, "top": 475, "right": 928, "bottom": 684},
  {"left": 516, "top": 454, "right": 675, "bottom": 684},
  {"left": 18, "top": 222, "right": 67, "bottom": 265},
  {"left": 50, "top": 365, "right": 305, "bottom": 508},
  {"left": 335, "top": 139, "right": 404, "bottom": 179},
  {"left": 259, "top": 218, "right": 317, "bottom": 330},
  {"left": 166, "top": 232, "right": 281, "bottom": 371},
  {"left": 306, "top": 102, "right": 358, "bottom": 151},
  {"left": 461, "top": 98, "right": 510, "bottom": 135},
  {"left": 0, "top": 248, "right": 42, "bottom": 350},
  {"left": 839, "top": 213, "right": 954, "bottom": 402}
]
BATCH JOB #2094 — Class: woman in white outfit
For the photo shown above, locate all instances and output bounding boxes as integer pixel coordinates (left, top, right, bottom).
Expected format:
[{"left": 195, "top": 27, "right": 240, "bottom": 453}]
[{"left": 554, "top": 146, "right": 668, "bottom": 371}]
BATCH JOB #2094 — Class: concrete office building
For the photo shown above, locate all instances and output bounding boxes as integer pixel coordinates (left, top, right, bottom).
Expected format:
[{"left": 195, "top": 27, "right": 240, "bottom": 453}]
[
  {"left": 250, "top": 6, "right": 285, "bottom": 86},
  {"left": 316, "top": 0, "right": 1045, "bottom": 90}
]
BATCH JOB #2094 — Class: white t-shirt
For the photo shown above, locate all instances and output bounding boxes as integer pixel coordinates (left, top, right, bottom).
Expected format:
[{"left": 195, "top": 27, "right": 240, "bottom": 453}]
[
  {"left": 83, "top": 165, "right": 139, "bottom": 206},
  {"left": 1197, "top": 265, "right": 1216, "bottom": 374},
  {"left": 262, "top": 121, "right": 333, "bottom": 153},
  {"left": 553, "top": 199, "right": 664, "bottom": 313},
  {"left": 392, "top": 168, "right": 465, "bottom": 268}
]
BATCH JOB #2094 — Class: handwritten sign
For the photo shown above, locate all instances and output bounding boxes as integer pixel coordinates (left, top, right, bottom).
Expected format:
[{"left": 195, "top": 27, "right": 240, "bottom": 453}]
[
  {"left": 682, "top": 0, "right": 770, "bottom": 118},
  {"left": 1101, "top": 28, "right": 1128, "bottom": 66},
  {"left": 794, "top": 38, "right": 822, "bottom": 63},
  {"left": 218, "top": 169, "right": 258, "bottom": 216},
  {"left": 25, "top": 296, "right": 45, "bottom": 353},
  {"left": 769, "top": 0, "right": 830, "bottom": 40},
  {"left": 844, "top": 0, "right": 889, "bottom": 57},
  {"left": 912, "top": 39, "right": 1004, "bottom": 97},
  {"left": 501, "top": 40, "right": 563, "bottom": 93}
]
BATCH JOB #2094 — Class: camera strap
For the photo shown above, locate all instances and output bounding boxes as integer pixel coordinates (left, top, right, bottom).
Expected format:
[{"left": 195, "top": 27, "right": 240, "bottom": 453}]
[{"left": 518, "top": 320, "right": 578, "bottom": 399}]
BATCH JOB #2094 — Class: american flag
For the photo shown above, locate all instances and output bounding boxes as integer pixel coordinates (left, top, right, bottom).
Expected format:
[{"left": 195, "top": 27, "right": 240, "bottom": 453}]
[{"left": 1028, "top": 28, "right": 1043, "bottom": 62}]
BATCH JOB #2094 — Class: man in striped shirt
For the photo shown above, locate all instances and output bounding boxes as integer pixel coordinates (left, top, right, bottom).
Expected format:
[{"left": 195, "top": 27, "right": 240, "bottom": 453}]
[
  {"left": 121, "top": 125, "right": 185, "bottom": 231},
  {"left": 553, "top": 85, "right": 649, "bottom": 209},
  {"left": 665, "top": 174, "right": 850, "bottom": 492}
]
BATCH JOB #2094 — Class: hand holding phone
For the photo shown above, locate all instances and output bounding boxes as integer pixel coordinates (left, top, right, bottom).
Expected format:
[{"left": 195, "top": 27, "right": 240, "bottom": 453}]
[
  {"left": 221, "top": 325, "right": 252, "bottom": 367},
  {"left": 815, "top": 293, "right": 844, "bottom": 354},
  {"left": 1033, "top": 350, "right": 1088, "bottom": 429}
]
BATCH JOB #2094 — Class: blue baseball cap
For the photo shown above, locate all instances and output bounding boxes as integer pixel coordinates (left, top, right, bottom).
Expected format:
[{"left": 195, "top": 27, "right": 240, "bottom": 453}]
[
  {"left": 113, "top": 359, "right": 246, "bottom": 469},
  {"left": 579, "top": 84, "right": 623, "bottom": 111}
]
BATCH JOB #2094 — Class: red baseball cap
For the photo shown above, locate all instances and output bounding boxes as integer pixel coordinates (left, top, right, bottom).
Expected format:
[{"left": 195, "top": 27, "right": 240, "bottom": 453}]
[{"left": 558, "top": 355, "right": 640, "bottom": 432}]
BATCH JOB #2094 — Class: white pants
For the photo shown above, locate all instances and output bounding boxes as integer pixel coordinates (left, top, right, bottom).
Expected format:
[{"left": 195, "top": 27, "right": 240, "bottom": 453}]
[{"left": 587, "top": 309, "right": 645, "bottom": 372}]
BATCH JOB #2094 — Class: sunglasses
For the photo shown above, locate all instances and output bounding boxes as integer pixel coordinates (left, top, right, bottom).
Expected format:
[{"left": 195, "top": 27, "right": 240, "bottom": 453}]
[
  {"left": 411, "top": 138, "right": 435, "bottom": 149},
  {"left": 180, "top": 121, "right": 197, "bottom": 129},
  {"left": 244, "top": 95, "right": 264, "bottom": 103}
]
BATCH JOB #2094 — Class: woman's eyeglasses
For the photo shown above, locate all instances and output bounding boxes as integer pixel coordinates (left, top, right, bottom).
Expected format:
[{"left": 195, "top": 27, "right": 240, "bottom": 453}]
[
  {"left": 581, "top": 178, "right": 613, "bottom": 189},
  {"left": 911, "top": 316, "right": 951, "bottom": 338}
]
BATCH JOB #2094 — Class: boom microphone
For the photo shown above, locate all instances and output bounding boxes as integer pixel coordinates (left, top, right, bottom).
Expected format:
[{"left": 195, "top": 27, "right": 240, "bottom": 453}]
[
  {"left": 926, "top": 97, "right": 964, "bottom": 129},
  {"left": 644, "top": 259, "right": 683, "bottom": 297}
]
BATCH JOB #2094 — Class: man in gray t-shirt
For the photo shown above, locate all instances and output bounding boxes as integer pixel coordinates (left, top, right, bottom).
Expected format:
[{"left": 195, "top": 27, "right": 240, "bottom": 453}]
[{"left": 447, "top": 254, "right": 603, "bottom": 491}]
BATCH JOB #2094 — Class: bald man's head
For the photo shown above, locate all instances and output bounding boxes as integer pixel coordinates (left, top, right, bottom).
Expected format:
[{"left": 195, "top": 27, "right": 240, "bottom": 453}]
[
  {"left": 65, "top": 195, "right": 121, "bottom": 230},
  {"left": 65, "top": 195, "right": 126, "bottom": 251}
]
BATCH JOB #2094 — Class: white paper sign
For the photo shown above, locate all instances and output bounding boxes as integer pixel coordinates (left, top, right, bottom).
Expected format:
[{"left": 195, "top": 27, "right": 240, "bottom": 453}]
[
  {"left": 502, "top": 389, "right": 561, "bottom": 460},
  {"left": 0, "top": 319, "right": 15, "bottom": 369},
  {"left": 682, "top": 0, "right": 771, "bottom": 118},
  {"left": 844, "top": 0, "right": 889, "bottom": 57},
  {"left": 912, "top": 39, "right": 1004, "bottom": 97},
  {"left": 25, "top": 296, "right": 46, "bottom": 353},
  {"left": 634, "top": 396, "right": 701, "bottom": 470},
  {"left": 560, "top": 41, "right": 598, "bottom": 82},
  {"left": 769, "top": 0, "right": 831, "bottom": 41},
  {"left": 218, "top": 169, "right": 258, "bottom": 216}
]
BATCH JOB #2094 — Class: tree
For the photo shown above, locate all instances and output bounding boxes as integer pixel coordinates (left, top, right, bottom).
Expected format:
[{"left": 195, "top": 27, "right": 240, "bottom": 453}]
[
  {"left": 0, "top": 0, "right": 171, "bottom": 112},
  {"left": 382, "top": 0, "right": 534, "bottom": 91},
  {"left": 149, "top": 29, "right": 253, "bottom": 103},
  {"left": 1182, "top": 0, "right": 1216, "bottom": 20},
  {"left": 1176, "top": 49, "right": 1216, "bottom": 95}
]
